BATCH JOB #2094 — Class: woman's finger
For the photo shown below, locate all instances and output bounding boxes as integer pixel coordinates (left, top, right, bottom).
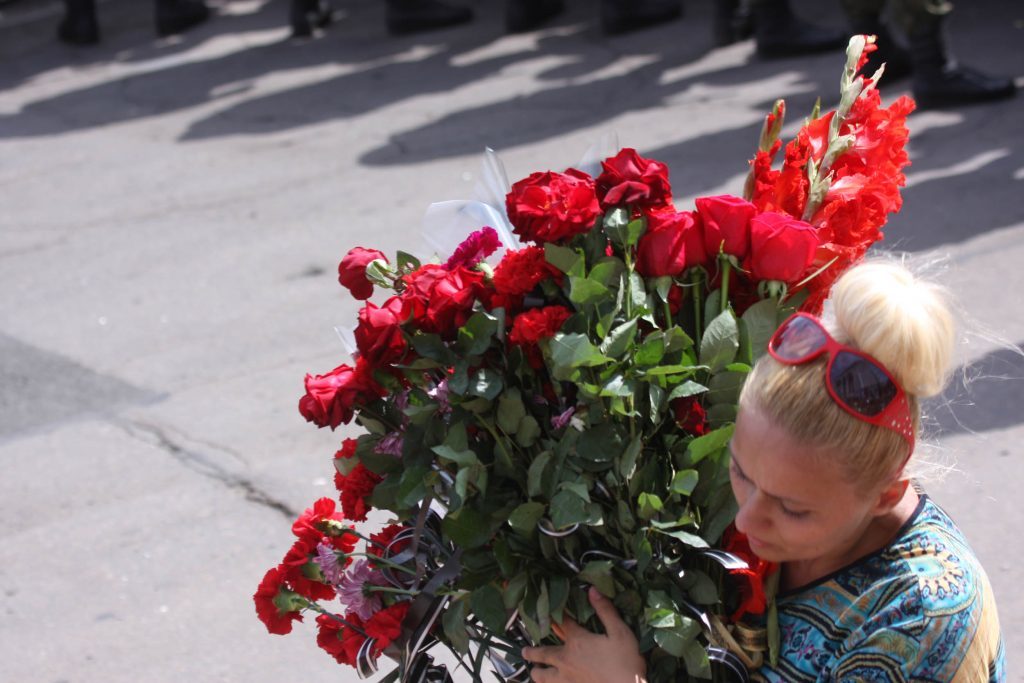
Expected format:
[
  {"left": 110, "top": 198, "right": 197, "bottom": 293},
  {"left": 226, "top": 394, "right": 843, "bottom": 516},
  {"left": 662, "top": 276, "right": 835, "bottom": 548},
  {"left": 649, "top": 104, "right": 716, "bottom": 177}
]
[
  {"left": 556, "top": 617, "right": 585, "bottom": 640},
  {"left": 521, "top": 645, "right": 562, "bottom": 667},
  {"left": 588, "top": 587, "right": 628, "bottom": 637},
  {"left": 530, "top": 664, "right": 557, "bottom": 683}
]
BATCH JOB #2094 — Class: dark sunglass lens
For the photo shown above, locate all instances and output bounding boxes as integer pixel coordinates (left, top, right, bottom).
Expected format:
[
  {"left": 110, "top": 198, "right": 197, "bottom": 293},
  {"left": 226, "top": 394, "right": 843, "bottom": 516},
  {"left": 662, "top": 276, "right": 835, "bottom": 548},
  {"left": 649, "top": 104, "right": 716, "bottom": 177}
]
[
  {"left": 830, "top": 352, "right": 897, "bottom": 416},
  {"left": 772, "top": 316, "right": 828, "bottom": 361}
]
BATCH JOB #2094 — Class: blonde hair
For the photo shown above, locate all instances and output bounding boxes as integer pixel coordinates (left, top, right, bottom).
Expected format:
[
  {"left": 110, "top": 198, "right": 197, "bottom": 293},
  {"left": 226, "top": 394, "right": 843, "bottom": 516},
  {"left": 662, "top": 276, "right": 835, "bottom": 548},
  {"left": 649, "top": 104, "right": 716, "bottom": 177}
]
[{"left": 739, "top": 260, "right": 957, "bottom": 491}]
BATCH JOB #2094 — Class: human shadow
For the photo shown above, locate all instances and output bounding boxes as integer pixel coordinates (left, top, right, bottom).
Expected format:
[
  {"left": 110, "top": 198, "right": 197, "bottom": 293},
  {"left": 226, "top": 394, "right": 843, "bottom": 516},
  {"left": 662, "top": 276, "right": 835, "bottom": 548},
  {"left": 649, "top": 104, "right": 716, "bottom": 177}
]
[{"left": 925, "top": 344, "right": 1024, "bottom": 437}]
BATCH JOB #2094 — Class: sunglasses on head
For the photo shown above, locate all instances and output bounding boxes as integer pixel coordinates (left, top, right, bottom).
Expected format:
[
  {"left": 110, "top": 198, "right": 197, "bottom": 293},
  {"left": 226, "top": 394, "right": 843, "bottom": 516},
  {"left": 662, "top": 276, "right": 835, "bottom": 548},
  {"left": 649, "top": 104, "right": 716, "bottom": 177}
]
[{"left": 767, "top": 312, "right": 914, "bottom": 454}]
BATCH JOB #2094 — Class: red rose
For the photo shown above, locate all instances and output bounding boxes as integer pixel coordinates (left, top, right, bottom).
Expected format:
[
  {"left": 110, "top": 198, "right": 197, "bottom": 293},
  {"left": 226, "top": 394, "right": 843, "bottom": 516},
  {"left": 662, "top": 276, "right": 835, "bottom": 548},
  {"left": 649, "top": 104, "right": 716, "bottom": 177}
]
[
  {"left": 400, "top": 264, "right": 487, "bottom": 336},
  {"left": 338, "top": 247, "right": 387, "bottom": 301},
  {"left": 492, "top": 246, "right": 563, "bottom": 298},
  {"left": 254, "top": 566, "right": 304, "bottom": 635},
  {"left": 355, "top": 296, "right": 408, "bottom": 368},
  {"left": 595, "top": 148, "right": 672, "bottom": 210},
  {"left": 509, "top": 305, "right": 572, "bottom": 368},
  {"left": 298, "top": 359, "right": 382, "bottom": 430},
  {"left": 505, "top": 169, "right": 600, "bottom": 244},
  {"left": 695, "top": 195, "right": 756, "bottom": 260},
  {"left": 671, "top": 395, "right": 708, "bottom": 436},
  {"left": 336, "top": 463, "right": 383, "bottom": 522},
  {"left": 746, "top": 212, "right": 819, "bottom": 283},
  {"left": 721, "top": 524, "right": 779, "bottom": 622},
  {"left": 316, "top": 612, "right": 367, "bottom": 667},
  {"left": 364, "top": 602, "right": 410, "bottom": 649},
  {"left": 636, "top": 210, "right": 705, "bottom": 277}
]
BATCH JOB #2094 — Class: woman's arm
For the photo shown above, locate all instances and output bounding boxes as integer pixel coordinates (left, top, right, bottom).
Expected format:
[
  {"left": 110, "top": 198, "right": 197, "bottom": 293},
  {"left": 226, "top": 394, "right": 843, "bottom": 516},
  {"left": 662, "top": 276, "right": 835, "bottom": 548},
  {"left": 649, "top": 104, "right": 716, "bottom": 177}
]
[{"left": 521, "top": 588, "right": 647, "bottom": 683}]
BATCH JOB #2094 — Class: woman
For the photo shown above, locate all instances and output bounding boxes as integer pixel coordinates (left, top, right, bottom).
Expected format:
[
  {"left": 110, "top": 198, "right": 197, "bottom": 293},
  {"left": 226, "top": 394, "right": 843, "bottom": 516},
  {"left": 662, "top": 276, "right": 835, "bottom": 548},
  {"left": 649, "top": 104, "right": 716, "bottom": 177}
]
[{"left": 521, "top": 261, "right": 1006, "bottom": 681}]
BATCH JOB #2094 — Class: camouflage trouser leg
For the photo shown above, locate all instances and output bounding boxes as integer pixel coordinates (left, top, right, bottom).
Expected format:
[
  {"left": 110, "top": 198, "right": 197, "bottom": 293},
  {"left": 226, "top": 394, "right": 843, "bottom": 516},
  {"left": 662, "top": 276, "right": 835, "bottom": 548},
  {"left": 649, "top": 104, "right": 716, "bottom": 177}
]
[{"left": 838, "top": 0, "right": 952, "bottom": 34}]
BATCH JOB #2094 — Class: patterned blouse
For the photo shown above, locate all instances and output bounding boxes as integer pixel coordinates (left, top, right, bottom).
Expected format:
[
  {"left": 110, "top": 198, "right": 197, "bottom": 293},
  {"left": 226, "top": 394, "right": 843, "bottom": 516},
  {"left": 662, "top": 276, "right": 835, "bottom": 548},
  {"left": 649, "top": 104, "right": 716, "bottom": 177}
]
[{"left": 751, "top": 494, "right": 1005, "bottom": 682}]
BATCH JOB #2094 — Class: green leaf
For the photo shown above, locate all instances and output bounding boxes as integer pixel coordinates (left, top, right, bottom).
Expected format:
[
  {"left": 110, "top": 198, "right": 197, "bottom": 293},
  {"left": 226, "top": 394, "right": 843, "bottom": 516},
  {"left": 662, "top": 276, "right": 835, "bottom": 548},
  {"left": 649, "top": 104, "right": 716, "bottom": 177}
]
[
  {"left": 616, "top": 499, "right": 636, "bottom": 532},
  {"left": 549, "top": 333, "right": 612, "bottom": 378},
  {"left": 578, "top": 423, "right": 625, "bottom": 463},
  {"left": 707, "top": 370, "right": 746, "bottom": 406},
  {"left": 536, "top": 580, "right": 551, "bottom": 637},
  {"left": 589, "top": 258, "right": 625, "bottom": 287},
  {"left": 569, "top": 276, "right": 610, "bottom": 306},
  {"left": 516, "top": 415, "right": 541, "bottom": 448},
  {"left": 686, "top": 425, "right": 734, "bottom": 465},
  {"left": 508, "top": 501, "right": 546, "bottom": 536},
  {"left": 663, "top": 326, "right": 694, "bottom": 353},
  {"left": 741, "top": 297, "right": 780, "bottom": 363},
  {"left": 652, "top": 526, "right": 709, "bottom": 548},
  {"left": 470, "top": 585, "right": 508, "bottom": 634},
  {"left": 396, "top": 250, "right": 421, "bottom": 271},
  {"left": 578, "top": 560, "right": 616, "bottom": 597},
  {"left": 637, "top": 492, "right": 664, "bottom": 520},
  {"left": 497, "top": 389, "right": 527, "bottom": 434},
  {"left": 671, "top": 469, "right": 699, "bottom": 496},
  {"left": 699, "top": 309, "right": 739, "bottom": 372},
  {"left": 442, "top": 597, "right": 470, "bottom": 655},
  {"left": 459, "top": 311, "right": 499, "bottom": 356},
  {"left": 683, "top": 570, "right": 719, "bottom": 605},
  {"left": 619, "top": 436, "right": 642, "bottom": 479},
  {"left": 396, "top": 466, "right": 430, "bottom": 508},
  {"left": 600, "top": 318, "right": 638, "bottom": 359},
  {"left": 682, "top": 641, "right": 711, "bottom": 679},
  {"left": 412, "top": 333, "right": 449, "bottom": 362},
  {"left": 527, "top": 450, "right": 553, "bottom": 498},
  {"left": 503, "top": 573, "right": 528, "bottom": 609},
  {"left": 654, "top": 626, "right": 694, "bottom": 658},
  {"left": 707, "top": 403, "right": 738, "bottom": 428},
  {"left": 549, "top": 489, "right": 590, "bottom": 529},
  {"left": 443, "top": 508, "right": 497, "bottom": 549},
  {"left": 549, "top": 576, "right": 570, "bottom": 623},
  {"left": 667, "top": 380, "right": 707, "bottom": 401},
  {"left": 635, "top": 333, "right": 666, "bottom": 366},
  {"left": 648, "top": 383, "right": 666, "bottom": 424},
  {"left": 469, "top": 368, "right": 503, "bottom": 400},
  {"left": 545, "top": 243, "right": 584, "bottom": 277},
  {"left": 432, "top": 444, "right": 479, "bottom": 467}
]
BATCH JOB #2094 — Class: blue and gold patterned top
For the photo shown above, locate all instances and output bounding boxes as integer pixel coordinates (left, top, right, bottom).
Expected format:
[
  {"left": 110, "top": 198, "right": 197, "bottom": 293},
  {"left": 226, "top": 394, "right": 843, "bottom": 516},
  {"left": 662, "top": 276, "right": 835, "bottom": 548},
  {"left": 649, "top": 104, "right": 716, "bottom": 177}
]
[{"left": 752, "top": 494, "right": 1005, "bottom": 682}]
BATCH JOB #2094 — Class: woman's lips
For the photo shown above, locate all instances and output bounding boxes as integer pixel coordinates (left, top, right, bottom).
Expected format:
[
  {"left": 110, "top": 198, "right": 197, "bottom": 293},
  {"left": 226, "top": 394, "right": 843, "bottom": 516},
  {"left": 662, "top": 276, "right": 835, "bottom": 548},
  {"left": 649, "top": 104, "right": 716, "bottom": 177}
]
[{"left": 747, "top": 534, "right": 773, "bottom": 552}]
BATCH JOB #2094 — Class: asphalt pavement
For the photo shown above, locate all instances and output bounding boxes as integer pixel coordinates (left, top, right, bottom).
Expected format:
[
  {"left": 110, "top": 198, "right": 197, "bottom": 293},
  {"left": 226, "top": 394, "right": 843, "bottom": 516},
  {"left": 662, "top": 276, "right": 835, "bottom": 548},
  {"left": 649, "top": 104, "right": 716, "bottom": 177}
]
[{"left": 1, "top": 0, "right": 1022, "bottom": 681}]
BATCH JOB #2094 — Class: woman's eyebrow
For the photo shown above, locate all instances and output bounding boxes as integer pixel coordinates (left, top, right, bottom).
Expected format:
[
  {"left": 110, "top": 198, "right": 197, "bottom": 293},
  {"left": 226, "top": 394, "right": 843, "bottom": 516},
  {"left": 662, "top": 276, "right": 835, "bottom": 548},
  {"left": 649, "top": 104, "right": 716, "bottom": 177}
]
[{"left": 727, "top": 441, "right": 814, "bottom": 508}]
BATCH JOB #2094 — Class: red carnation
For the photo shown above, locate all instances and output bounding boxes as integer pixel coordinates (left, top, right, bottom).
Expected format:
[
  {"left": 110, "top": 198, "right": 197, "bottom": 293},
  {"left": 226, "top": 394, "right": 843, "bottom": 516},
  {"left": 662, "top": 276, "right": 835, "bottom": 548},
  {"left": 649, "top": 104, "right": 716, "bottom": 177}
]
[
  {"left": 254, "top": 566, "right": 304, "bottom": 635},
  {"left": 636, "top": 209, "right": 705, "bottom": 277},
  {"left": 316, "top": 612, "right": 367, "bottom": 667},
  {"left": 364, "top": 602, "right": 410, "bottom": 649},
  {"left": 721, "top": 524, "right": 779, "bottom": 622},
  {"left": 672, "top": 395, "right": 709, "bottom": 436},
  {"left": 336, "top": 438, "right": 358, "bottom": 460},
  {"left": 492, "top": 246, "right": 563, "bottom": 298},
  {"left": 696, "top": 195, "right": 757, "bottom": 260},
  {"left": 505, "top": 169, "right": 600, "bottom": 244},
  {"left": 298, "top": 359, "right": 382, "bottom": 430},
  {"left": 355, "top": 296, "right": 409, "bottom": 368},
  {"left": 338, "top": 247, "right": 387, "bottom": 301},
  {"left": 509, "top": 305, "right": 572, "bottom": 368},
  {"left": 336, "top": 463, "right": 383, "bottom": 522},
  {"left": 281, "top": 536, "right": 337, "bottom": 602},
  {"left": 596, "top": 148, "right": 672, "bottom": 210},
  {"left": 367, "top": 524, "right": 407, "bottom": 562},
  {"left": 746, "top": 212, "right": 819, "bottom": 283},
  {"left": 444, "top": 227, "right": 502, "bottom": 270}
]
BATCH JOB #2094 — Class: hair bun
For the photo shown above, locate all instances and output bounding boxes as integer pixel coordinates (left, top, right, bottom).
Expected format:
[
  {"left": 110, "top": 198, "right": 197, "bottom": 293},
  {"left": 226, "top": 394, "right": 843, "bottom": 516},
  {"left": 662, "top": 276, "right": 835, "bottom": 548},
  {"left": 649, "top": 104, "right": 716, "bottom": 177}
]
[{"left": 826, "top": 261, "right": 956, "bottom": 398}]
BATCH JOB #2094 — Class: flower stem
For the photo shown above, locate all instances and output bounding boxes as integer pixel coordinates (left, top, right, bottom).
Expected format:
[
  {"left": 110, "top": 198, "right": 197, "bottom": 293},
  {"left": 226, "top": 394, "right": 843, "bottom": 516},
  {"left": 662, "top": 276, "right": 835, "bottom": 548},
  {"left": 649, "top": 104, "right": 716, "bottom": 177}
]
[
  {"left": 691, "top": 270, "right": 703, "bottom": 347},
  {"left": 720, "top": 258, "right": 732, "bottom": 312}
]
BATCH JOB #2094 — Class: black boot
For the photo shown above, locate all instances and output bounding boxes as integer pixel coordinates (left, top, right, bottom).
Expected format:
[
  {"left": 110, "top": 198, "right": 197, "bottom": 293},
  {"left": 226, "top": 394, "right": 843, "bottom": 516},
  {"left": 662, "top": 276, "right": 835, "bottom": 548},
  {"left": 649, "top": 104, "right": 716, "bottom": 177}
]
[
  {"left": 713, "top": 0, "right": 752, "bottom": 47},
  {"left": 291, "top": 0, "right": 333, "bottom": 37},
  {"left": 58, "top": 0, "right": 100, "bottom": 45},
  {"left": 507, "top": 0, "right": 564, "bottom": 33},
  {"left": 752, "top": 0, "right": 846, "bottom": 59},
  {"left": 849, "top": 18, "right": 912, "bottom": 83},
  {"left": 385, "top": 0, "right": 473, "bottom": 35},
  {"left": 156, "top": 0, "right": 210, "bottom": 37},
  {"left": 601, "top": 0, "right": 682, "bottom": 36},
  {"left": 909, "top": 23, "right": 1016, "bottom": 108}
]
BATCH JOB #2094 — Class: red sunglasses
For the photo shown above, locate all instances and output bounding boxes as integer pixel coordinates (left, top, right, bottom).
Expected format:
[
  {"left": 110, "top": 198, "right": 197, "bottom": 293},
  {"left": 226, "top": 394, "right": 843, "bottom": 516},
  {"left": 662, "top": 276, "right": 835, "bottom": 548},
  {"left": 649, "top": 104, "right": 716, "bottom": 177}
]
[{"left": 767, "top": 313, "right": 914, "bottom": 454}]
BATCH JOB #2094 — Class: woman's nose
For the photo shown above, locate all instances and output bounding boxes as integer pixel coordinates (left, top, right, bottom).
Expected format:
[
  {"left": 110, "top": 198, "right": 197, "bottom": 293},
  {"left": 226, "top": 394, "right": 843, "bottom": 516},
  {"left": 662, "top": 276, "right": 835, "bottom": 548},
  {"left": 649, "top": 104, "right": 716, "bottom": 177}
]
[{"left": 735, "top": 489, "right": 771, "bottom": 536}]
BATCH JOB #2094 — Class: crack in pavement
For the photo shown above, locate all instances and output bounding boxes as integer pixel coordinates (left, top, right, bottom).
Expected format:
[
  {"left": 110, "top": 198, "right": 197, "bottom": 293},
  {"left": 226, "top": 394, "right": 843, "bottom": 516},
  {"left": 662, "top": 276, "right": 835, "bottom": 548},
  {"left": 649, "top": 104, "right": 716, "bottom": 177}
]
[{"left": 114, "top": 417, "right": 298, "bottom": 520}]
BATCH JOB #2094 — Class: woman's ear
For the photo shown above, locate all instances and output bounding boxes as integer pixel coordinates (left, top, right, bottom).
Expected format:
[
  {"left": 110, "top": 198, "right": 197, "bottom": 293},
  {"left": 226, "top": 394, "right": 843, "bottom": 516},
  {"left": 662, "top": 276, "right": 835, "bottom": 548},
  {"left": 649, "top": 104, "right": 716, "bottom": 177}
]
[{"left": 872, "top": 476, "right": 910, "bottom": 515}]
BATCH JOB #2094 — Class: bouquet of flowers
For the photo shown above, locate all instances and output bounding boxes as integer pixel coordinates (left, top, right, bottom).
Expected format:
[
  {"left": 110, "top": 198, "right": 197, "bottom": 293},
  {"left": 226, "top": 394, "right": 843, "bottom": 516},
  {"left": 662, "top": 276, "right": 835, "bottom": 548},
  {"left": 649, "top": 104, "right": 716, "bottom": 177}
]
[{"left": 254, "top": 36, "right": 913, "bottom": 683}]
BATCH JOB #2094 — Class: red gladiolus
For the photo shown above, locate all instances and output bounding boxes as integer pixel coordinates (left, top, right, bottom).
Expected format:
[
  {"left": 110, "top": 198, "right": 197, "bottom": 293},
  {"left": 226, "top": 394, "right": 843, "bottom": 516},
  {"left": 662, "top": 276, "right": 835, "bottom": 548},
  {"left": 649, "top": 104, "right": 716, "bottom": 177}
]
[
  {"left": 695, "top": 195, "right": 757, "bottom": 260},
  {"left": 299, "top": 359, "right": 382, "bottom": 430},
  {"left": 355, "top": 296, "right": 409, "bottom": 368},
  {"left": 746, "top": 212, "right": 819, "bottom": 283},
  {"left": 254, "top": 566, "right": 304, "bottom": 635},
  {"left": 338, "top": 247, "right": 387, "bottom": 301},
  {"left": 596, "top": 148, "right": 672, "bottom": 210},
  {"left": 721, "top": 524, "right": 778, "bottom": 622},
  {"left": 506, "top": 169, "right": 600, "bottom": 244}
]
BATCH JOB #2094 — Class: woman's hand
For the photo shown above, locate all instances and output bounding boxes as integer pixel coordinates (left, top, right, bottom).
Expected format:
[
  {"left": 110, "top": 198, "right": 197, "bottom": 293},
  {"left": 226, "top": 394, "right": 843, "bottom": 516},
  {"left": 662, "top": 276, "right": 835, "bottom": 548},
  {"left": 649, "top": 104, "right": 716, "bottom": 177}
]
[{"left": 520, "top": 587, "right": 646, "bottom": 683}]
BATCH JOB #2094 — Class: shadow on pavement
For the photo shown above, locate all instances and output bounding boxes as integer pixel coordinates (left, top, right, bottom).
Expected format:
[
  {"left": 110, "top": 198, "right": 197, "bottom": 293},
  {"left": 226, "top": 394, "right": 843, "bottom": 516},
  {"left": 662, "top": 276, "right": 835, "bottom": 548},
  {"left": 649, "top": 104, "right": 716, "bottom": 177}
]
[{"left": 926, "top": 343, "right": 1024, "bottom": 437}]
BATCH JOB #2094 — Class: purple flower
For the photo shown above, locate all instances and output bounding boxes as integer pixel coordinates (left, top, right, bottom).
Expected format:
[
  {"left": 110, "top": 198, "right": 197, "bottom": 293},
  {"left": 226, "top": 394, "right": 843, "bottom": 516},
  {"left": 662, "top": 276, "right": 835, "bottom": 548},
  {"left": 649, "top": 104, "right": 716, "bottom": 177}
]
[
  {"left": 428, "top": 378, "right": 451, "bottom": 415},
  {"left": 444, "top": 227, "right": 501, "bottom": 270},
  {"left": 337, "top": 560, "right": 384, "bottom": 621},
  {"left": 551, "top": 406, "right": 575, "bottom": 430},
  {"left": 375, "top": 431, "right": 404, "bottom": 457},
  {"left": 314, "top": 541, "right": 347, "bottom": 585}
]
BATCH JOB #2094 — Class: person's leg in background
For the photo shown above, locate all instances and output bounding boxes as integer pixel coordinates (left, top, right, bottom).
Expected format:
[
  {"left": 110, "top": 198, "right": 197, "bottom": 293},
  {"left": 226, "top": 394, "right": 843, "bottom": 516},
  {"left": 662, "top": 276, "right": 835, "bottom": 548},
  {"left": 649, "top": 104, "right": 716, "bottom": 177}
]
[{"left": 714, "top": 0, "right": 847, "bottom": 58}]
